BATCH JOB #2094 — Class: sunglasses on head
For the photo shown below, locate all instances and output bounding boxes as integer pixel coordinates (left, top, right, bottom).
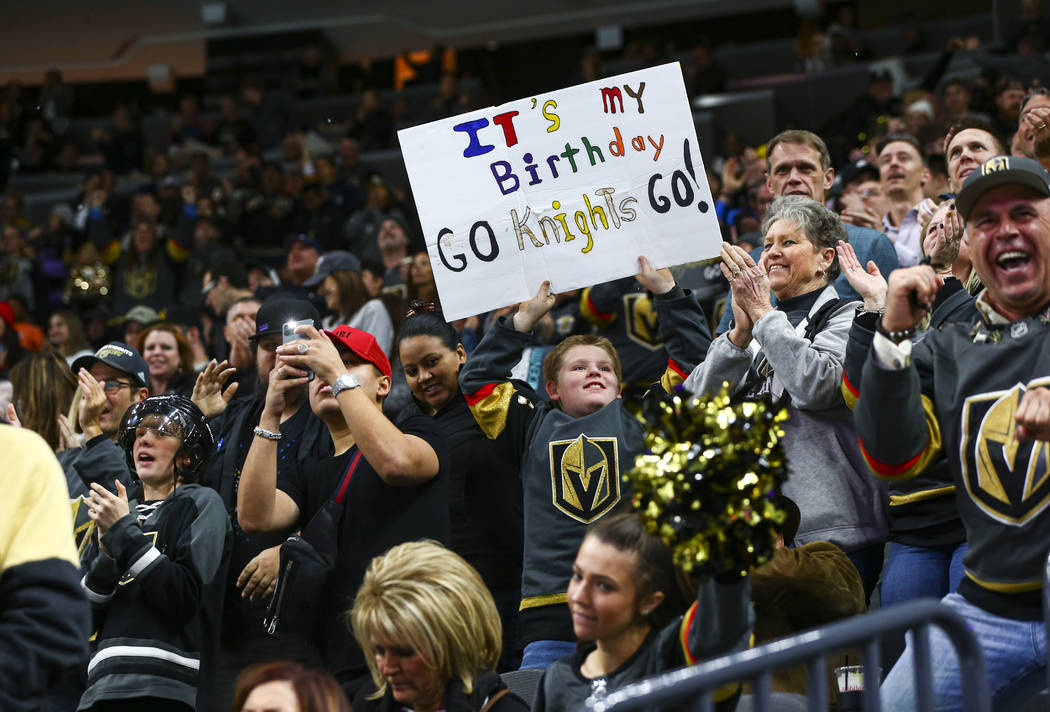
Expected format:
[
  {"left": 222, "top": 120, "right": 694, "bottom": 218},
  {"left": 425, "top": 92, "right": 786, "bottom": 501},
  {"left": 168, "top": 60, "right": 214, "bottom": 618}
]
[{"left": 405, "top": 300, "right": 438, "bottom": 319}]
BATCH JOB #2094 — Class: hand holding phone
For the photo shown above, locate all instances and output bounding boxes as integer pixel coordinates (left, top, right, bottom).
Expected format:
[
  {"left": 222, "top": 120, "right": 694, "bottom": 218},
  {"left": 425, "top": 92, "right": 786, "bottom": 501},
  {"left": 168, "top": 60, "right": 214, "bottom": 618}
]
[{"left": 282, "top": 319, "right": 315, "bottom": 381}]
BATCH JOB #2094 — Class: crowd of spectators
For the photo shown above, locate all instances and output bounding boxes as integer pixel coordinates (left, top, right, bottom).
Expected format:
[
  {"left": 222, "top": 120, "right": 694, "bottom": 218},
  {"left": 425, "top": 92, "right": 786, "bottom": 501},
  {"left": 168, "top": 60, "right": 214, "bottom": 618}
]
[{"left": 4, "top": 4, "right": 1050, "bottom": 712}]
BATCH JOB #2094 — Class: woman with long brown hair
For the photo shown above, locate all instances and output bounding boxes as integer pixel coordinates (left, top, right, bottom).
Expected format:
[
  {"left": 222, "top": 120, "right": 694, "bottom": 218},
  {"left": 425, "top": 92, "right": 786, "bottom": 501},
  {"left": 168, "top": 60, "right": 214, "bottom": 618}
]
[
  {"left": 315, "top": 263, "right": 394, "bottom": 355},
  {"left": 48, "top": 310, "right": 93, "bottom": 365},
  {"left": 8, "top": 351, "right": 78, "bottom": 451}
]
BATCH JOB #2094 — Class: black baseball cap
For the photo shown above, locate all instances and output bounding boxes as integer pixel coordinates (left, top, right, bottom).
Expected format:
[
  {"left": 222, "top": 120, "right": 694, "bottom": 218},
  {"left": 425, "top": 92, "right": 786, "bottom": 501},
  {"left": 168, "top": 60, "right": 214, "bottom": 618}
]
[
  {"left": 956, "top": 155, "right": 1050, "bottom": 220},
  {"left": 251, "top": 297, "right": 321, "bottom": 341},
  {"left": 303, "top": 250, "right": 362, "bottom": 287},
  {"left": 283, "top": 233, "right": 322, "bottom": 252},
  {"left": 72, "top": 342, "right": 151, "bottom": 390}
]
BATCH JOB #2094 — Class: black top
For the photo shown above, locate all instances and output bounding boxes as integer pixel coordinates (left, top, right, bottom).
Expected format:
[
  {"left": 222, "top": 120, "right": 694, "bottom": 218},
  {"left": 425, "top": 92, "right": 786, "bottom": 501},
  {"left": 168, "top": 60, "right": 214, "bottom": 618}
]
[
  {"left": 278, "top": 411, "right": 450, "bottom": 688},
  {"left": 206, "top": 398, "right": 329, "bottom": 648},
  {"left": 353, "top": 671, "right": 528, "bottom": 712},
  {"left": 842, "top": 279, "right": 974, "bottom": 548},
  {"left": 777, "top": 287, "right": 824, "bottom": 327},
  {"left": 398, "top": 392, "right": 523, "bottom": 589}
]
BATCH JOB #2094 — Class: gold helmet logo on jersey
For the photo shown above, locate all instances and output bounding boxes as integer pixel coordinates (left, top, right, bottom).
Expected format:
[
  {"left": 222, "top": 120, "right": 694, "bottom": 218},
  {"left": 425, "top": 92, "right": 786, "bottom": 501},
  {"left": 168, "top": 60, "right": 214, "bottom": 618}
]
[
  {"left": 960, "top": 382, "right": 1050, "bottom": 526},
  {"left": 622, "top": 293, "right": 663, "bottom": 350},
  {"left": 549, "top": 434, "right": 621, "bottom": 523}
]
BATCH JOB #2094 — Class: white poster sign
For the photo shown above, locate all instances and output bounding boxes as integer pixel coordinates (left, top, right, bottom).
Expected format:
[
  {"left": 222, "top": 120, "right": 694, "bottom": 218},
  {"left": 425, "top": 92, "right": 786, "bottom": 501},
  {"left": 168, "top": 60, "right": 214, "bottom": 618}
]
[{"left": 398, "top": 62, "right": 721, "bottom": 321}]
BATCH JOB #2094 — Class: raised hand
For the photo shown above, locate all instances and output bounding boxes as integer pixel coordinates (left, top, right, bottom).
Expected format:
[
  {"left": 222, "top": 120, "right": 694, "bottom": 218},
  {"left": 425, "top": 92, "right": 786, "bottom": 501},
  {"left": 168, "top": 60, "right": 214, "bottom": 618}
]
[
  {"left": 883, "top": 266, "right": 942, "bottom": 333},
  {"left": 512, "top": 280, "right": 557, "bottom": 333},
  {"left": 77, "top": 371, "right": 107, "bottom": 440},
  {"left": 922, "top": 203, "right": 964, "bottom": 272},
  {"left": 837, "top": 242, "right": 887, "bottom": 312},
  {"left": 192, "top": 359, "right": 239, "bottom": 419},
  {"left": 635, "top": 256, "right": 676, "bottom": 295},
  {"left": 274, "top": 324, "right": 344, "bottom": 387},
  {"left": 723, "top": 242, "right": 772, "bottom": 322},
  {"left": 88, "top": 480, "right": 130, "bottom": 535}
]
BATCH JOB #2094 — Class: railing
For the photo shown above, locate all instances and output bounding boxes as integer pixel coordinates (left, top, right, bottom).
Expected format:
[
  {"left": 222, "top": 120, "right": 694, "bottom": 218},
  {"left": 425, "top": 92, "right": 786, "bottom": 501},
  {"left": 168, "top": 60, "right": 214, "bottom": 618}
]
[{"left": 584, "top": 599, "right": 991, "bottom": 712}]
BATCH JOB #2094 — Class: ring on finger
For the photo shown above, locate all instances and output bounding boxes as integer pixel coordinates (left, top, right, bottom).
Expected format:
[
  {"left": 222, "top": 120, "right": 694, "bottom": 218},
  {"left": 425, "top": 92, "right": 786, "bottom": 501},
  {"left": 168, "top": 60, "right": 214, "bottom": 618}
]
[{"left": 296, "top": 342, "right": 308, "bottom": 355}]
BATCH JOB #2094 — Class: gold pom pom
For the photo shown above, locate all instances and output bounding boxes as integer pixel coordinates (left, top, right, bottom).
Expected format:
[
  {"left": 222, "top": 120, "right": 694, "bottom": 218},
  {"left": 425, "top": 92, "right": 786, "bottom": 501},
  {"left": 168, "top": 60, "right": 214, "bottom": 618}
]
[{"left": 625, "top": 383, "right": 790, "bottom": 578}]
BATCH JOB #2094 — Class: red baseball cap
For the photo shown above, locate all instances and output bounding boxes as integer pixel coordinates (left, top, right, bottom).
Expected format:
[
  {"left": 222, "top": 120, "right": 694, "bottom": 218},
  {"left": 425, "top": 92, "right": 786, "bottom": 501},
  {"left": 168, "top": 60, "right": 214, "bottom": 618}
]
[{"left": 324, "top": 325, "right": 392, "bottom": 379}]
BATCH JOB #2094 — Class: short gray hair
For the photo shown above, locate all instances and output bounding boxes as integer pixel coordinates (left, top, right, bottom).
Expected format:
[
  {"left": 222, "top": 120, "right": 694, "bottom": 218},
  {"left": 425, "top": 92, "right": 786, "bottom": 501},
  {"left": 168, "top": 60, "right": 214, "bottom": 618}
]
[{"left": 760, "top": 195, "right": 846, "bottom": 282}]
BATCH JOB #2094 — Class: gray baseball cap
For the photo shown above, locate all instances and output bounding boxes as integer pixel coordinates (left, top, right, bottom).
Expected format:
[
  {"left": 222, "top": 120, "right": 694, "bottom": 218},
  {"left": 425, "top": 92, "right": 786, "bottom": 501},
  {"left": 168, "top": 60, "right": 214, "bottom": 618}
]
[{"left": 303, "top": 250, "right": 362, "bottom": 287}]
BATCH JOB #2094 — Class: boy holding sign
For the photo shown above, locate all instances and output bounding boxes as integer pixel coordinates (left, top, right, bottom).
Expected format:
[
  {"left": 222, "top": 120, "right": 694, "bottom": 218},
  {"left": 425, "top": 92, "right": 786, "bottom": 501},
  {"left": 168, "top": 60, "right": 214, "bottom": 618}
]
[{"left": 459, "top": 256, "right": 711, "bottom": 669}]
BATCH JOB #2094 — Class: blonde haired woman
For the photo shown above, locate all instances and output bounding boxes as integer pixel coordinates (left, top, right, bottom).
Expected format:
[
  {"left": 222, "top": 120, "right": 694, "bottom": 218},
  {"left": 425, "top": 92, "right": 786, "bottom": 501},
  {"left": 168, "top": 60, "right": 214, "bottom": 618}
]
[{"left": 350, "top": 541, "right": 528, "bottom": 712}]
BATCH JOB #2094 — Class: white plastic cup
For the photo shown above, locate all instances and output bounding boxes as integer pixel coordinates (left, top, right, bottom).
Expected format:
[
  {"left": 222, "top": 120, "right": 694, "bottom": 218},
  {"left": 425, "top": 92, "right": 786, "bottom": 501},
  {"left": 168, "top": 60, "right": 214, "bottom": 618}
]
[{"left": 835, "top": 665, "right": 867, "bottom": 692}]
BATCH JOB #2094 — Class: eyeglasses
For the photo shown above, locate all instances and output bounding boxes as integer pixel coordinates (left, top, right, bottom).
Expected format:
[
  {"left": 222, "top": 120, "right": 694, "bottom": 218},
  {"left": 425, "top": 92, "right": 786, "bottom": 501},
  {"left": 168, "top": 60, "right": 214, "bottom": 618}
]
[
  {"left": 405, "top": 300, "right": 438, "bottom": 319},
  {"left": 101, "top": 379, "right": 134, "bottom": 393}
]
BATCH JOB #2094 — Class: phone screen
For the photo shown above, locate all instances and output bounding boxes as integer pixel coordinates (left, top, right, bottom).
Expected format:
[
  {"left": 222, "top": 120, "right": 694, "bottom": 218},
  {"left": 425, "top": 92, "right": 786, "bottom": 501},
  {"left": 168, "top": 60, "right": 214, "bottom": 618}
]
[{"left": 282, "top": 319, "right": 315, "bottom": 381}]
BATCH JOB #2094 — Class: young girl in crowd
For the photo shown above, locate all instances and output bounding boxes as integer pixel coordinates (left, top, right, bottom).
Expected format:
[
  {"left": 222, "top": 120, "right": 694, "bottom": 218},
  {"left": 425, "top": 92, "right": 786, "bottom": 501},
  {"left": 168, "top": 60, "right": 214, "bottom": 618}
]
[
  {"left": 396, "top": 309, "right": 525, "bottom": 668},
  {"left": 459, "top": 256, "right": 712, "bottom": 668},
  {"left": 534, "top": 513, "right": 752, "bottom": 711},
  {"left": 80, "top": 395, "right": 231, "bottom": 712}
]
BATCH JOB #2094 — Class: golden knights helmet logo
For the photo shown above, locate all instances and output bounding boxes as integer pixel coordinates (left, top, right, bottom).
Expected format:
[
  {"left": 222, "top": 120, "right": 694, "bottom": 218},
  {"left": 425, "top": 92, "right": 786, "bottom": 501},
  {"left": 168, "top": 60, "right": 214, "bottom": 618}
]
[
  {"left": 960, "top": 381, "right": 1050, "bottom": 526},
  {"left": 622, "top": 293, "right": 663, "bottom": 350},
  {"left": 549, "top": 434, "right": 621, "bottom": 523}
]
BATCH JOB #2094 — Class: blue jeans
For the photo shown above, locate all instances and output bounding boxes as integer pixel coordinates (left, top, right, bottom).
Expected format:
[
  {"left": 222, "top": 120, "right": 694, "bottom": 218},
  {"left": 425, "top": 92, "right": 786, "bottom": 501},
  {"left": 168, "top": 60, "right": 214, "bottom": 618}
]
[
  {"left": 880, "top": 541, "right": 967, "bottom": 608},
  {"left": 880, "top": 592, "right": 1046, "bottom": 711},
  {"left": 520, "top": 639, "right": 577, "bottom": 670}
]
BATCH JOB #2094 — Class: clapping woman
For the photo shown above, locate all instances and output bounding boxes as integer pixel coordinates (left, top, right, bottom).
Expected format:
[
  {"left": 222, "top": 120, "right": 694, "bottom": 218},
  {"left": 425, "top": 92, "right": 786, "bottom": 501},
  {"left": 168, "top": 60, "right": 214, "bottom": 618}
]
[{"left": 684, "top": 195, "right": 889, "bottom": 601}]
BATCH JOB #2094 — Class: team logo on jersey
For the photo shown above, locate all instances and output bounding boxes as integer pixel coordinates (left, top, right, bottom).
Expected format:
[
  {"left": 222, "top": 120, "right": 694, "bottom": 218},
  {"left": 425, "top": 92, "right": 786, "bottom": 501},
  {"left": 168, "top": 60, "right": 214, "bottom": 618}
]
[
  {"left": 71, "top": 496, "right": 96, "bottom": 560},
  {"left": 622, "top": 293, "right": 663, "bottom": 350},
  {"left": 960, "top": 380, "right": 1050, "bottom": 526},
  {"left": 555, "top": 314, "right": 578, "bottom": 336},
  {"left": 550, "top": 434, "right": 620, "bottom": 522}
]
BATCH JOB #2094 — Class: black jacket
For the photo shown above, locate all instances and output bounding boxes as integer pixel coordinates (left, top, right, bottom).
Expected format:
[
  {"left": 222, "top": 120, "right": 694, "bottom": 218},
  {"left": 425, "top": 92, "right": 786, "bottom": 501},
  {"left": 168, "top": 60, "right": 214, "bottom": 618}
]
[{"left": 353, "top": 671, "right": 528, "bottom": 712}]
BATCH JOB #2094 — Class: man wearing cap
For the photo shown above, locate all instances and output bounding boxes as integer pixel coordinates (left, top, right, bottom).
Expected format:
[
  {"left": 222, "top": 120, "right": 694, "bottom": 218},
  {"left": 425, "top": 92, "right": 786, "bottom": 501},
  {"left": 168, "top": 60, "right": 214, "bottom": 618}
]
[
  {"left": 237, "top": 322, "right": 448, "bottom": 699},
  {"left": 854, "top": 155, "right": 1050, "bottom": 707},
  {"left": 282, "top": 234, "right": 322, "bottom": 287},
  {"left": 59, "top": 343, "right": 151, "bottom": 565},
  {"left": 122, "top": 304, "right": 159, "bottom": 347},
  {"left": 191, "top": 296, "right": 330, "bottom": 709}
]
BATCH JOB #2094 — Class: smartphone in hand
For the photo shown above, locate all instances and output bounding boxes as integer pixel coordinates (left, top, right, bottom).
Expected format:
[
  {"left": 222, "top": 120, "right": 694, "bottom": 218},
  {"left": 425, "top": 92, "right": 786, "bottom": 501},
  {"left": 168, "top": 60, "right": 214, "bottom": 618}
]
[{"left": 282, "top": 319, "right": 315, "bottom": 381}]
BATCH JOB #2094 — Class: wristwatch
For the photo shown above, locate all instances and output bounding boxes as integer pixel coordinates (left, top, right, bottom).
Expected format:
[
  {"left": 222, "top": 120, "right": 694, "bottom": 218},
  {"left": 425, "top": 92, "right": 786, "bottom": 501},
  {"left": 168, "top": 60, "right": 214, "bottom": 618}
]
[{"left": 330, "top": 372, "right": 360, "bottom": 398}]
